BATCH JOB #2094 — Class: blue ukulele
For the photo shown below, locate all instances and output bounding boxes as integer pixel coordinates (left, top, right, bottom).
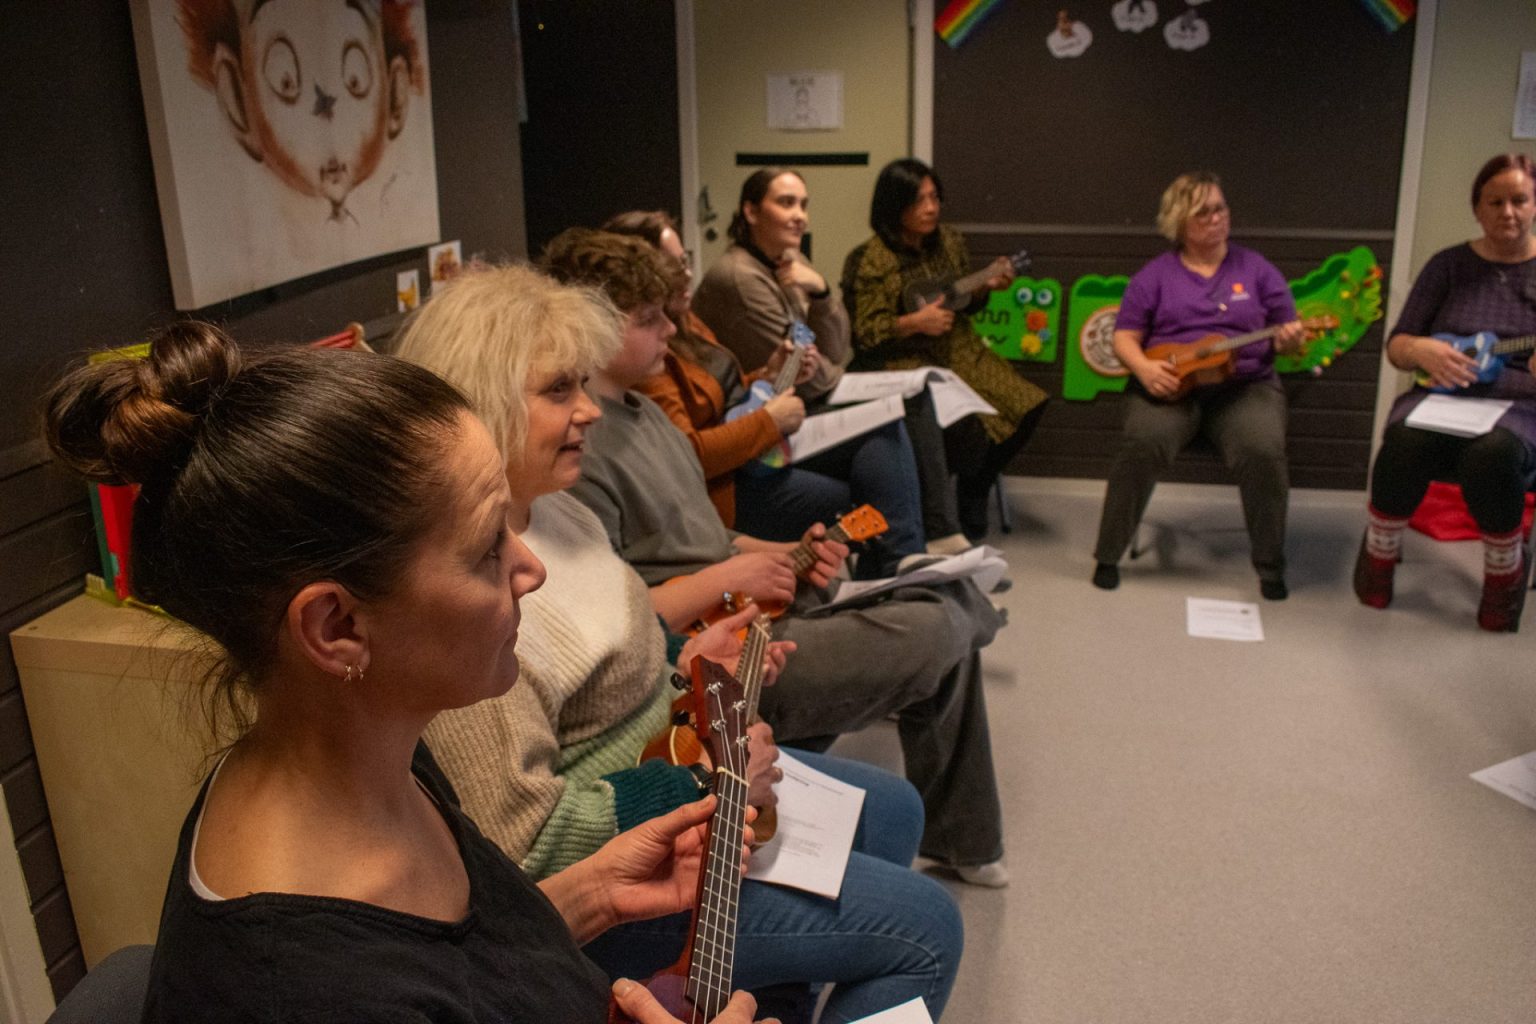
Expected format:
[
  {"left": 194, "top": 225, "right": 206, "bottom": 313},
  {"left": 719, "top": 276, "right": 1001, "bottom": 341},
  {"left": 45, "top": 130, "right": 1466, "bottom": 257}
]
[
  {"left": 725, "top": 320, "right": 815, "bottom": 473},
  {"left": 1416, "top": 331, "right": 1536, "bottom": 393}
]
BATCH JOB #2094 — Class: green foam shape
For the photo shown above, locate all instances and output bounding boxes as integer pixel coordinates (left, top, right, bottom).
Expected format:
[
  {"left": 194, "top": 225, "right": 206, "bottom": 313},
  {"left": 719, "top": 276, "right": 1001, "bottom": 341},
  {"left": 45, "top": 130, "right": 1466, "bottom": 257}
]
[
  {"left": 971, "top": 276, "right": 1064, "bottom": 363},
  {"left": 1276, "top": 245, "right": 1383, "bottom": 375},
  {"left": 1063, "top": 275, "right": 1130, "bottom": 401}
]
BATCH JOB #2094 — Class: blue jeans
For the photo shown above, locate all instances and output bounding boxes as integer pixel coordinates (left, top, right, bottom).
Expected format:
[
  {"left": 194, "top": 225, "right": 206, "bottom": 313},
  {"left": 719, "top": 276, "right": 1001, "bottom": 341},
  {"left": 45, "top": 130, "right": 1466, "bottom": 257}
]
[
  {"left": 579, "top": 751, "right": 964, "bottom": 1023},
  {"left": 733, "top": 420, "right": 926, "bottom": 578}
]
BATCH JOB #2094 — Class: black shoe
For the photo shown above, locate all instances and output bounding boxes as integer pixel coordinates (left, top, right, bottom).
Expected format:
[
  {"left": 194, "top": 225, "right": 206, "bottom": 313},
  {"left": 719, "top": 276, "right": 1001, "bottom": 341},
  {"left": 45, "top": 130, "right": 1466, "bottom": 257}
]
[
  {"left": 1260, "top": 577, "right": 1289, "bottom": 601},
  {"left": 1091, "top": 562, "right": 1120, "bottom": 590}
]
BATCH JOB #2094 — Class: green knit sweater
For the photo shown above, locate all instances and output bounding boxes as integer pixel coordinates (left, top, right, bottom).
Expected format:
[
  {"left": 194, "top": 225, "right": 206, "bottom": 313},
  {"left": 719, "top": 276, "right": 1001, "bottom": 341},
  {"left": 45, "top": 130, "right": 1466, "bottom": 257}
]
[{"left": 423, "top": 491, "right": 700, "bottom": 878}]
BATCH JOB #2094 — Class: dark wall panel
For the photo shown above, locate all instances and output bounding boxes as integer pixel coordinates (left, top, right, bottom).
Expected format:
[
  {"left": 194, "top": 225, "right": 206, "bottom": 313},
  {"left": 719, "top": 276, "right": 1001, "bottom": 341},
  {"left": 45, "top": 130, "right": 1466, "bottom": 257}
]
[
  {"left": 0, "top": 1, "right": 530, "bottom": 1001},
  {"left": 518, "top": 0, "right": 681, "bottom": 254},
  {"left": 933, "top": 1, "right": 1414, "bottom": 231}
]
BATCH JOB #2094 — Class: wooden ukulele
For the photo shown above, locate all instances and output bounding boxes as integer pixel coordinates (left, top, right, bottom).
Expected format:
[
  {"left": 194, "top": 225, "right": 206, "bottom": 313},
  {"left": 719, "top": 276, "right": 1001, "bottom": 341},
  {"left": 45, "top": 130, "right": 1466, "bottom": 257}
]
[
  {"left": 611, "top": 654, "right": 754, "bottom": 1024},
  {"left": 902, "top": 248, "right": 1032, "bottom": 314},
  {"left": 642, "top": 615, "right": 778, "bottom": 842},
  {"left": 1143, "top": 315, "right": 1339, "bottom": 401},
  {"left": 685, "top": 504, "right": 889, "bottom": 633}
]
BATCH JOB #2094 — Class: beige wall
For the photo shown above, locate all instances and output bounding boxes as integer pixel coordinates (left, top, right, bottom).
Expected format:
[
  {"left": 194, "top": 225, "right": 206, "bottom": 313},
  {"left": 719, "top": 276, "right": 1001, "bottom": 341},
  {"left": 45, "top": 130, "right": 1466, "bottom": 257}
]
[
  {"left": 1411, "top": 0, "right": 1536, "bottom": 270},
  {"left": 692, "top": 0, "right": 911, "bottom": 281}
]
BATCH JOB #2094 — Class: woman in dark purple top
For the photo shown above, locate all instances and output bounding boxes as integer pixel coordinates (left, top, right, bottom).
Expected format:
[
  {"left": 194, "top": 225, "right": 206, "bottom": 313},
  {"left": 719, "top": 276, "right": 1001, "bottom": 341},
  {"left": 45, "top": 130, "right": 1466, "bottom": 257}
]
[
  {"left": 1091, "top": 172, "right": 1302, "bottom": 600},
  {"left": 1354, "top": 153, "right": 1536, "bottom": 632}
]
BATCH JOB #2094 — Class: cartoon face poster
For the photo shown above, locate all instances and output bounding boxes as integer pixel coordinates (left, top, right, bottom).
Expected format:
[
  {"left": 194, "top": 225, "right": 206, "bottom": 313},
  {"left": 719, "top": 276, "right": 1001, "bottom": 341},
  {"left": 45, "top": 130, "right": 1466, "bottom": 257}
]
[{"left": 131, "top": 0, "right": 440, "bottom": 309}]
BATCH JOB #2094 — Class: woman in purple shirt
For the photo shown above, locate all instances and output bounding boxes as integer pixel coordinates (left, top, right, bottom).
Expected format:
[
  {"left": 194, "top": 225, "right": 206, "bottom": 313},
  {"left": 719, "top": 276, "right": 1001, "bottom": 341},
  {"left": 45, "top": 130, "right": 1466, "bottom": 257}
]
[
  {"left": 1353, "top": 153, "right": 1536, "bottom": 632},
  {"left": 1091, "top": 172, "right": 1302, "bottom": 600}
]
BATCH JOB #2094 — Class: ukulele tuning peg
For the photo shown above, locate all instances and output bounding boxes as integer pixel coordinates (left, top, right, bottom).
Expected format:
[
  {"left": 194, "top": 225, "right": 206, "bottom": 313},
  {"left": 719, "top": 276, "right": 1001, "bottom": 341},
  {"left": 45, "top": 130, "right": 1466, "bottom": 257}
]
[{"left": 670, "top": 672, "right": 690, "bottom": 692}]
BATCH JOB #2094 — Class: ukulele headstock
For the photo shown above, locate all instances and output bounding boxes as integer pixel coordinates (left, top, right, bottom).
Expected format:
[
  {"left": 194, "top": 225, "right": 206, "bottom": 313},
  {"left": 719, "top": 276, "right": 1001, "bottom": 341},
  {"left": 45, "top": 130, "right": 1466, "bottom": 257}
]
[
  {"left": 685, "top": 656, "right": 752, "bottom": 785},
  {"left": 835, "top": 504, "right": 890, "bottom": 544},
  {"left": 1300, "top": 314, "right": 1341, "bottom": 339}
]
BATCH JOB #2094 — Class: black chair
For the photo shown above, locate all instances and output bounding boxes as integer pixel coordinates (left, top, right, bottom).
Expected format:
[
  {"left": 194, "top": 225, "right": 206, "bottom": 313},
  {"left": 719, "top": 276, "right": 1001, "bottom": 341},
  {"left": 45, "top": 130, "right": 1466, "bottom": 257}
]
[{"left": 45, "top": 945, "right": 153, "bottom": 1024}]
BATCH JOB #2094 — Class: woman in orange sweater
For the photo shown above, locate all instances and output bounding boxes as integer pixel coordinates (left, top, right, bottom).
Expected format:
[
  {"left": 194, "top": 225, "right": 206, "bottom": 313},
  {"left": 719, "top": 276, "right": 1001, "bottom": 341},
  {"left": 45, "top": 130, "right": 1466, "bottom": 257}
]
[{"left": 604, "top": 211, "right": 926, "bottom": 577}]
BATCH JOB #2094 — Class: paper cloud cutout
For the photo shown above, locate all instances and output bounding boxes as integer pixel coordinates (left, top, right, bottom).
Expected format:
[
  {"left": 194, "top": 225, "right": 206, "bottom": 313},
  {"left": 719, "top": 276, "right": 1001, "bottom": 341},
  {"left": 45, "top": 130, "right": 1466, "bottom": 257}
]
[
  {"left": 1164, "top": 10, "right": 1209, "bottom": 50},
  {"left": 1112, "top": 0, "right": 1158, "bottom": 33}
]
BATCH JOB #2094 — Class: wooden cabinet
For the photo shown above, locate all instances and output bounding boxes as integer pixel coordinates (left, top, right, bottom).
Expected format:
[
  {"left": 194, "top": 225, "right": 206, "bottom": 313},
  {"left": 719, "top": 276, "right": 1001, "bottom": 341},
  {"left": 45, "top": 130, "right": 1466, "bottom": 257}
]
[{"left": 9, "top": 596, "right": 215, "bottom": 966}]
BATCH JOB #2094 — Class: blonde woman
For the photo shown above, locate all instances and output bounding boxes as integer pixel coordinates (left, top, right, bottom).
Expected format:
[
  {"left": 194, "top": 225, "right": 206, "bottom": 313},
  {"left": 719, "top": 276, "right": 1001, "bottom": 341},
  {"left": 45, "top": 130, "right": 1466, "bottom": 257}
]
[{"left": 1089, "top": 171, "right": 1303, "bottom": 600}]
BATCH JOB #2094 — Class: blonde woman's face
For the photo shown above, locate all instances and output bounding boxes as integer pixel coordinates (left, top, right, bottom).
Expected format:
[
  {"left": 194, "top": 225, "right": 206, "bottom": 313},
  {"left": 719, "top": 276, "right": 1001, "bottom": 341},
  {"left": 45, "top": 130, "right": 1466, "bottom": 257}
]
[
  {"left": 516, "top": 367, "right": 602, "bottom": 501},
  {"left": 1181, "top": 185, "right": 1229, "bottom": 251}
]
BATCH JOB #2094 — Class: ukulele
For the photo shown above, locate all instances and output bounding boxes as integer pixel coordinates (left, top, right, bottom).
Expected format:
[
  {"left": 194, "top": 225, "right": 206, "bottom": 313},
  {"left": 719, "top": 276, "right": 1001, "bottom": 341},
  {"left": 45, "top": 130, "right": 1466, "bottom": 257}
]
[
  {"left": 642, "top": 615, "right": 778, "bottom": 842},
  {"left": 1143, "top": 315, "right": 1339, "bottom": 401},
  {"left": 725, "top": 322, "right": 813, "bottom": 476},
  {"left": 685, "top": 505, "right": 889, "bottom": 633},
  {"left": 611, "top": 654, "right": 754, "bottom": 1024},
  {"left": 902, "top": 248, "right": 1032, "bottom": 314},
  {"left": 1414, "top": 331, "right": 1536, "bottom": 393},
  {"left": 726, "top": 321, "right": 815, "bottom": 424}
]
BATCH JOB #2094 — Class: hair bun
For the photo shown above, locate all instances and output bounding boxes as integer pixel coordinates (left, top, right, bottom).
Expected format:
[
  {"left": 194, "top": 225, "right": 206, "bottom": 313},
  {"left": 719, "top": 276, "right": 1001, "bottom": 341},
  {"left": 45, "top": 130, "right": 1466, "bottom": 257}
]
[{"left": 44, "top": 321, "right": 241, "bottom": 485}]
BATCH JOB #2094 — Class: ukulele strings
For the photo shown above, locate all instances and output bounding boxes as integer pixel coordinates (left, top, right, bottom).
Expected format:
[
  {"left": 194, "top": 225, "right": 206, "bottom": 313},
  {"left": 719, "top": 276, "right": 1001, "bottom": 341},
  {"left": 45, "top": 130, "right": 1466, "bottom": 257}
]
[{"left": 686, "top": 676, "right": 750, "bottom": 1021}]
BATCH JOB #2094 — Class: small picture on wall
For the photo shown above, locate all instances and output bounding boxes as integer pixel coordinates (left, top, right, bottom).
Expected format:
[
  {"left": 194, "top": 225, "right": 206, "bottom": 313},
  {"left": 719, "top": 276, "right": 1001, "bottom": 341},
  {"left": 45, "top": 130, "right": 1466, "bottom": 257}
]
[
  {"left": 397, "top": 268, "right": 420, "bottom": 312},
  {"left": 428, "top": 240, "right": 462, "bottom": 294},
  {"left": 131, "top": 0, "right": 442, "bottom": 309}
]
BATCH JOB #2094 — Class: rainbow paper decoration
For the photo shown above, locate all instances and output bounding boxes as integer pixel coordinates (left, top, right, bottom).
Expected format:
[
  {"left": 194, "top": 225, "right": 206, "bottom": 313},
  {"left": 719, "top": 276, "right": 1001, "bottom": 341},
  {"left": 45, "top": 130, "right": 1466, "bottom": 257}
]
[
  {"left": 1358, "top": 0, "right": 1414, "bottom": 32},
  {"left": 936, "top": 0, "right": 1005, "bottom": 48}
]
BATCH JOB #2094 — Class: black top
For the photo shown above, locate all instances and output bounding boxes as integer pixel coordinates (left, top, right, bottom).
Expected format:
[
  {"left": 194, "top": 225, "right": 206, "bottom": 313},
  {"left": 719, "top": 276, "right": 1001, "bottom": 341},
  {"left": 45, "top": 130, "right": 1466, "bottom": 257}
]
[{"left": 141, "top": 744, "right": 611, "bottom": 1023}]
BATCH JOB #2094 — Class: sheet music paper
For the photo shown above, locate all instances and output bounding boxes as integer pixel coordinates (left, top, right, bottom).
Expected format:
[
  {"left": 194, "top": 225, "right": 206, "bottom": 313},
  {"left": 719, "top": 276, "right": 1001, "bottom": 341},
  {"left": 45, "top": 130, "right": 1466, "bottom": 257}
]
[
  {"left": 1404, "top": 394, "right": 1512, "bottom": 438},
  {"left": 1471, "top": 751, "right": 1536, "bottom": 812},
  {"left": 745, "top": 751, "right": 864, "bottom": 898},
  {"left": 845, "top": 997, "right": 936, "bottom": 1024},
  {"left": 926, "top": 372, "right": 997, "bottom": 426},
  {"left": 821, "top": 545, "right": 1009, "bottom": 609},
  {"left": 785, "top": 394, "right": 905, "bottom": 462},
  {"left": 827, "top": 370, "right": 996, "bottom": 427},
  {"left": 827, "top": 369, "right": 936, "bottom": 404}
]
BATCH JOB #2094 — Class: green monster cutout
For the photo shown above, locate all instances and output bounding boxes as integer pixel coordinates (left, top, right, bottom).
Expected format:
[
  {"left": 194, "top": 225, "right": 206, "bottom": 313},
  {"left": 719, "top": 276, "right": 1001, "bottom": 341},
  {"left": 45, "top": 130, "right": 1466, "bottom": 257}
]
[
  {"left": 973, "top": 277, "right": 1064, "bottom": 362},
  {"left": 1063, "top": 275, "right": 1131, "bottom": 400},
  {"left": 1061, "top": 247, "right": 1383, "bottom": 400},
  {"left": 1275, "top": 245, "right": 1383, "bottom": 375}
]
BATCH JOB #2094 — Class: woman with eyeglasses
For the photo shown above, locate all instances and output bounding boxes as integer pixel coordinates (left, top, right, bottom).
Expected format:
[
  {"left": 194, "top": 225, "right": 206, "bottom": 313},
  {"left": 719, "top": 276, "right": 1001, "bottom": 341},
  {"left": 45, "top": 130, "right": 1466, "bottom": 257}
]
[
  {"left": 843, "top": 158, "right": 1050, "bottom": 547},
  {"left": 1089, "top": 171, "right": 1303, "bottom": 600}
]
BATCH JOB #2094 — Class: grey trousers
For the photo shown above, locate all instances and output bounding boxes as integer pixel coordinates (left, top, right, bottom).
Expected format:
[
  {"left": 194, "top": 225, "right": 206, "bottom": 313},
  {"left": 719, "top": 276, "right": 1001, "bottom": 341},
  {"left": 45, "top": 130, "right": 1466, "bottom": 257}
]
[
  {"left": 758, "top": 578, "right": 1006, "bottom": 867},
  {"left": 1093, "top": 382, "right": 1289, "bottom": 581}
]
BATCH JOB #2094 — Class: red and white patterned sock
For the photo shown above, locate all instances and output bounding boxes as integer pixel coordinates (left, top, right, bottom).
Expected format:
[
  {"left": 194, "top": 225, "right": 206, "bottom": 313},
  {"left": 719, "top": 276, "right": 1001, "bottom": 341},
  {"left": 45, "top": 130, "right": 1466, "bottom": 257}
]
[
  {"left": 1482, "top": 528, "right": 1524, "bottom": 580},
  {"left": 1365, "top": 506, "right": 1409, "bottom": 562}
]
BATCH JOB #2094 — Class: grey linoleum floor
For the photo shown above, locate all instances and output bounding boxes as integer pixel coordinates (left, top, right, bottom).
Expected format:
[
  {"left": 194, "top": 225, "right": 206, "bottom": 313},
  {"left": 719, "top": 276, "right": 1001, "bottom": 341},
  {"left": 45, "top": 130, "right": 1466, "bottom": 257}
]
[{"left": 826, "top": 478, "right": 1535, "bottom": 1024}]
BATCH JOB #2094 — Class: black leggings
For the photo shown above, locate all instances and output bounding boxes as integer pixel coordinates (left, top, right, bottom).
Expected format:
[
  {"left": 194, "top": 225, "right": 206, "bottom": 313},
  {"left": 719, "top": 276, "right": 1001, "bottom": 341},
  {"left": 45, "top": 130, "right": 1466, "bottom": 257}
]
[
  {"left": 951, "top": 401, "right": 1048, "bottom": 500},
  {"left": 1370, "top": 424, "right": 1535, "bottom": 534}
]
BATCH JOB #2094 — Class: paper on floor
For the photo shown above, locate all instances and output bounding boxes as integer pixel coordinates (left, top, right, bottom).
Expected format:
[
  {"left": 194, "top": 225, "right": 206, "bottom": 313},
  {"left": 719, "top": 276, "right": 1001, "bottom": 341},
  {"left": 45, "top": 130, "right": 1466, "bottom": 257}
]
[
  {"left": 1185, "top": 597, "right": 1264, "bottom": 642},
  {"left": 1471, "top": 751, "right": 1536, "bottom": 811}
]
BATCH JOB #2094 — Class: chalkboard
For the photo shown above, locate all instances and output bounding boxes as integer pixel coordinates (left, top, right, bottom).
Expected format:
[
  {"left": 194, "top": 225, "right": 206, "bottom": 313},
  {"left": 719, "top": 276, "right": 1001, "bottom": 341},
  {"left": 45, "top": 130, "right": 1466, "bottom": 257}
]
[{"left": 933, "top": 1, "right": 1416, "bottom": 231}]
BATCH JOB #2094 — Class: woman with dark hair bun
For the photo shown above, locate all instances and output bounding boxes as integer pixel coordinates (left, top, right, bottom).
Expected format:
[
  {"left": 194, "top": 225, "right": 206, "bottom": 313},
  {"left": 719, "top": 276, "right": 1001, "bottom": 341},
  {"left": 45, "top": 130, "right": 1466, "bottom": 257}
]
[
  {"left": 843, "top": 157, "right": 1049, "bottom": 544},
  {"left": 43, "top": 322, "right": 759, "bottom": 1024},
  {"left": 1354, "top": 152, "right": 1536, "bottom": 631}
]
